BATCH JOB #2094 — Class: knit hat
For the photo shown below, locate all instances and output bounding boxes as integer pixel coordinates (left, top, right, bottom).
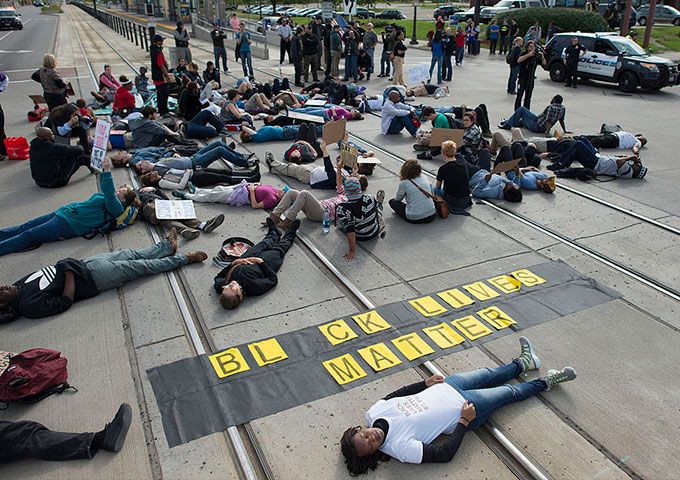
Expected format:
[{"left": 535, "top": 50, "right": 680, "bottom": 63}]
[
  {"left": 344, "top": 177, "right": 362, "bottom": 201},
  {"left": 635, "top": 164, "right": 648, "bottom": 179}
]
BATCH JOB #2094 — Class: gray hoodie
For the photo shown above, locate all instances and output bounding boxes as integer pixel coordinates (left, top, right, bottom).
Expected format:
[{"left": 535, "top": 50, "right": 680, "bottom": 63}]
[{"left": 129, "top": 117, "right": 168, "bottom": 148}]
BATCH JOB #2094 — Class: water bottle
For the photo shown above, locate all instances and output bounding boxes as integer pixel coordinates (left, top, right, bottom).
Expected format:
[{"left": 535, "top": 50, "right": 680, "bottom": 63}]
[{"left": 322, "top": 207, "right": 331, "bottom": 234}]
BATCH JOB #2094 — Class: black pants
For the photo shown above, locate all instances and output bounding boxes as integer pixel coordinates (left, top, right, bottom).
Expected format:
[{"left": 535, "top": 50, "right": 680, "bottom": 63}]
[
  {"left": 388, "top": 199, "right": 435, "bottom": 224},
  {"left": 0, "top": 420, "right": 94, "bottom": 463},
  {"left": 489, "top": 38, "right": 498, "bottom": 54},
  {"left": 37, "top": 152, "right": 90, "bottom": 188},
  {"left": 149, "top": 133, "right": 184, "bottom": 147},
  {"left": 565, "top": 61, "right": 579, "bottom": 86},
  {"left": 296, "top": 122, "right": 318, "bottom": 143},
  {"left": 44, "top": 92, "right": 67, "bottom": 111},
  {"left": 241, "top": 224, "right": 296, "bottom": 274},
  {"left": 191, "top": 167, "right": 260, "bottom": 187},
  {"left": 328, "top": 84, "right": 352, "bottom": 105},
  {"left": 514, "top": 78, "right": 534, "bottom": 111},
  {"left": 494, "top": 141, "right": 528, "bottom": 169},
  {"left": 0, "top": 103, "right": 5, "bottom": 156},
  {"left": 583, "top": 134, "right": 618, "bottom": 149},
  {"left": 293, "top": 59, "right": 303, "bottom": 85},
  {"left": 156, "top": 83, "right": 170, "bottom": 115},
  {"left": 280, "top": 39, "right": 291, "bottom": 64}
]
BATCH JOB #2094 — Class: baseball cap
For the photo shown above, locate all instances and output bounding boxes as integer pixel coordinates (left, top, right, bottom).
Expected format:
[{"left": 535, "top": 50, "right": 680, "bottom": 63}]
[{"left": 152, "top": 34, "right": 164, "bottom": 43}]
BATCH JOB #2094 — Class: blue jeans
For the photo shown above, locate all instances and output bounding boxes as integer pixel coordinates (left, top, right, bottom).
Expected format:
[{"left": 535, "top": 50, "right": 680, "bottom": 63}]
[
  {"left": 387, "top": 115, "right": 418, "bottom": 136},
  {"left": 344, "top": 54, "right": 358, "bottom": 81},
  {"left": 505, "top": 106, "right": 540, "bottom": 132},
  {"left": 445, "top": 360, "right": 546, "bottom": 430},
  {"left": 380, "top": 49, "right": 392, "bottom": 76},
  {"left": 0, "top": 213, "right": 76, "bottom": 256},
  {"left": 429, "top": 55, "right": 443, "bottom": 84},
  {"left": 282, "top": 126, "right": 301, "bottom": 141},
  {"left": 442, "top": 54, "right": 453, "bottom": 81},
  {"left": 187, "top": 110, "right": 224, "bottom": 139},
  {"left": 557, "top": 137, "right": 598, "bottom": 170},
  {"left": 84, "top": 240, "right": 187, "bottom": 291},
  {"left": 192, "top": 141, "right": 249, "bottom": 168},
  {"left": 214, "top": 47, "right": 228, "bottom": 71},
  {"left": 240, "top": 50, "right": 253, "bottom": 77},
  {"left": 365, "top": 48, "right": 375, "bottom": 73},
  {"left": 455, "top": 46, "right": 465, "bottom": 65},
  {"left": 290, "top": 107, "right": 328, "bottom": 121},
  {"left": 507, "top": 65, "right": 519, "bottom": 93}
]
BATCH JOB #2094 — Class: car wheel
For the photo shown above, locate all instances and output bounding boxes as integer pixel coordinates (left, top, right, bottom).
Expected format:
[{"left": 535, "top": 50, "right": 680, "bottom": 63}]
[
  {"left": 674, "top": 18, "right": 680, "bottom": 26},
  {"left": 639, "top": 17, "right": 647, "bottom": 25},
  {"left": 549, "top": 62, "right": 566, "bottom": 82},
  {"left": 618, "top": 71, "right": 638, "bottom": 93}
]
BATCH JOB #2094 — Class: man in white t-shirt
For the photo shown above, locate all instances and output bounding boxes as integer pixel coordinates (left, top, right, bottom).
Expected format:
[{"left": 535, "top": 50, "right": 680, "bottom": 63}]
[
  {"left": 340, "top": 337, "right": 577, "bottom": 476},
  {"left": 582, "top": 131, "right": 646, "bottom": 153}
]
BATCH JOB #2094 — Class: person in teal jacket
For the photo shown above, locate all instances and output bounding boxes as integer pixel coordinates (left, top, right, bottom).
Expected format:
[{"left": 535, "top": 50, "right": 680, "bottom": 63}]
[{"left": 0, "top": 157, "right": 137, "bottom": 256}]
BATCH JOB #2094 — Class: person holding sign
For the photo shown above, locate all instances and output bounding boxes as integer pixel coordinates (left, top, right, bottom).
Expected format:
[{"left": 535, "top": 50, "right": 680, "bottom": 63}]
[
  {"left": 461, "top": 146, "right": 523, "bottom": 202},
  {"left": 0, "top": 230, "right": 206, "bottom": 321},
  {"left": 29, "top": 127, "right": 92, "bottom": 188},
  {"left": 0, "top": 157, "right": 139, "bottom": 256},
  {"left": 340, "top": 337, "right": 576, "bottom": 475}
]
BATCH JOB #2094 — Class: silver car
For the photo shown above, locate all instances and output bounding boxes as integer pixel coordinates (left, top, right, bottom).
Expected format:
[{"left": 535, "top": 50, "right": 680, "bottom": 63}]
[{"left": 637, "top": 4, "right": 680, "bottom": 26}]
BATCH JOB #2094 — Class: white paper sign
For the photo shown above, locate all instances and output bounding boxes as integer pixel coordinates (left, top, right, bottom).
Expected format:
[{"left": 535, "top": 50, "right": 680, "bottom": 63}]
[
  {"left": 155, "top": 200, "right": 197, "bottom": 220},
  {"left": 322, "top": 2, "right": 333, "bottom": 19},
  {"left": 343, "top": 0, "right": 357, "bottom": 15},
  {"left": 408, "top": 64, "right": 431, "bottom": 84},
  {"left": 90, "top": 119, "right": 111, "bottom": 173}
]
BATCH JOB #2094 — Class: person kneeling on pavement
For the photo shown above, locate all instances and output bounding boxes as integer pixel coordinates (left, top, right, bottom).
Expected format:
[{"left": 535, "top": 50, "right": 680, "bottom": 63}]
[
  {"left": 214, "top": 218, "right": 301, "bottom": 309},
  {"left": 0, "top": 230, "right": 206, "bottom": 321},
  {"left": 336, "top": 178, "right": 385, "bottom": 262},
  {"left": 30, "top": 127, "right": 93, "bottom": 188}
]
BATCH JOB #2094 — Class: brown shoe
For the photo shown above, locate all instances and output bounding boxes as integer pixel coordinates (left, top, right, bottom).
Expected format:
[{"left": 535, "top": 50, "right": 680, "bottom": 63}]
[
  {"left": 261, "top": 212, "right": 280, "bottom": 226},
  {"left": 166, "top": 228, "right": 178, "bottom": 253},
  {"left": 185, "top": 251, "right": 208, "bottom": 264},
  {"left": 91, "top": 90, "right": 106, "bottom": 102},
  {"left": 276, "top": 218, "right": 293, "bottom": 229}
]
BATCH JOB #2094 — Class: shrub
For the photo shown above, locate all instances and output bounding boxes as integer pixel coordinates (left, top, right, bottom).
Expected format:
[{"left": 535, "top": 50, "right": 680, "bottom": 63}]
[{"left": 491, "top": 8, "right": 608, "bottom": 40}]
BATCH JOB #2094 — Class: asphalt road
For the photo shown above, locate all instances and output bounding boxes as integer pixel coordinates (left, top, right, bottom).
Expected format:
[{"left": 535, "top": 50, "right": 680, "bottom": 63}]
[{"left": 0, "top": 5, "right": 58, "bottom": 74}]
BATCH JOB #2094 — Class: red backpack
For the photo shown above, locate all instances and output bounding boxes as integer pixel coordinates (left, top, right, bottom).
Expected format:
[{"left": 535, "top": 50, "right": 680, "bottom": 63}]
[{"left": 0, "top": 348, "right": 76, "bottom": 408}]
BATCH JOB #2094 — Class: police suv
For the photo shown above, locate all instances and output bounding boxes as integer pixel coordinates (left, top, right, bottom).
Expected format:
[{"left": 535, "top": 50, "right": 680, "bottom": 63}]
[{"left": 543, "top": 32, "right": 680, "bottom": 92}]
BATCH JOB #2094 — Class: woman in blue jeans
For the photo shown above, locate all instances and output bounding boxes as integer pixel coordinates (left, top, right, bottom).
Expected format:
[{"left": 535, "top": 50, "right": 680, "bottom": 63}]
[
  {"left": 340, "top": 337, "right": 576, "bottom": 475},
  {"left": 185, "top": 109, "right": 224, "bottom": 139},
  {"left": 0, "top": 232, "right": 207, "bottom": 321}
]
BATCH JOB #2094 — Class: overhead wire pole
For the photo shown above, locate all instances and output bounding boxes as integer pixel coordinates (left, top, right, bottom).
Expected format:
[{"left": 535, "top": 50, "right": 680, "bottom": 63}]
[
  {"left": 642, "top": 0, "right": 657, "bottom": 49},
  {"left": 620, "top": 0, "right": 633, "bottom": 36}
]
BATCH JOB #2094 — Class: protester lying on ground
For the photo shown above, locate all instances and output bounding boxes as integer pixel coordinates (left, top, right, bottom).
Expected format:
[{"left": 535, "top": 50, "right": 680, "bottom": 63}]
[
  {"left": 547, "top": 136, "right": 647, "bottom": 179},
  {"left": 243, "top": 92, "right": 278, "bottom": 115},
  {"left": 136, "top": 186, "right": 225, "bottom": 239},
  {"left": 0, "top": 230, "right": 206, "bottom": 321},
  {"left": 580, "top": 131, "right": 646, "bottom": 153},
  {"left": 289, "top": 106, "right": 363, "bottom": 122},
  {"left": 494, "top": 142, "right": 555, "bottom": 193},
  {"left": 273, "top": 91, "right": 304, "bottom": 109},
  {"left": 240, "top": 124, "right": 322, "bottom": 143},
  {"left": 352, "top": 94, "right": 385, "bottom": 113},
  {"left": 219, "top": 89, "right": 254, "bottom": 127},
  {"left": 405, "top": 83, "right": 449, "bottom": 98},
  {"left": 434, "top": 141, "right": 472, "bottom": 213},
  {"left": 174, "top": 181, "right": 286, "bottom": 209},
  {"left": 284, "top": 122, "right": 323, "bottom": 163},
  {"left": 460, "top": 146, "right": 522, "bottom": 202},
  {"left": 141, "top": 161, "right": 260, "bottom": 190},
  {"left": 182, "top": 108, "right": 226, "bottom": 139},
  {"left": 129, "top": 106, "right": 183, "bottom": 148},
  {"left": 110, "top": 145, "right": 200, "bottom": 168},
  {"left": 389, "top": 159, "right": 436, "bottom": 224},
  {"left": 499, "top": 95, "right": 567, "bottom": 135},
  {"left": 0, "top": 158, "right": 138, "bottom": 257},
  {"left": 336, "top": 178, "right": 385, "bottom": 262},
  {"left": 340, "top": 337, "right": 576, "bottom": 475},
  {"left": 214, "top": 218, "right": 301, "bottom": 309},
  {"left": 47, "top": 103, "right": 92, "bottom": 153},
  {"left": 133, "top": 140, "right": 256, "bottom": 174},
  {"left": 265, "top": 141, "right": 367, "bottom": 190},
  {"left": 0, "top": 403, "right": 133, "bottom": 463},
  {"left": 30, "top": 127, "right": 93, "bottom": 188},
  {"left": 382, "top": 91, "right": 418, "bottom": 136},
  {"left": 491, "top": 128, "right": 574, "bottom": 158}
]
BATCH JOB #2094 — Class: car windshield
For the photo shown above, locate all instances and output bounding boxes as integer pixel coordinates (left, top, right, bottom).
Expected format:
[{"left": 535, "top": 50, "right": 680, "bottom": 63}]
[
  {"left": 494, "top": 0, "right": 515, "bottom": 7},
  {"left": 609, "top": 38, "right": 647, "bottom": 56},
  {"left": 0, "top": 10, "right": 17, "bottom": 16}
]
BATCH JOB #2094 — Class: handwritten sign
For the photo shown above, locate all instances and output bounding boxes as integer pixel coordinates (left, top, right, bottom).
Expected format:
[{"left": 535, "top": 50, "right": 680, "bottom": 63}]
[
  {"left": 408, "top": 64, "right": 430, "bottom": 84},
  {"left": 90, "top": 119, "right": 111, "bottom": 173},
  {"left": 155, "top": 200, "right": 197, "bottom": 220},
  {"left": 340, "top": 142, "right": 359, "bottom": 171},
  {"left": 0, "top": 351, "right": 14, "bottom": 376}
]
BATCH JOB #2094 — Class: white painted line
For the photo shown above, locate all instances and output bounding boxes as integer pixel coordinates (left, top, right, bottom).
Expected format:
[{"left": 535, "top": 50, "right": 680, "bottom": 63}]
[
  {"left": 10, "top": 75, "right": 89, "bottom": 84},
  {"left": 0, "top": 32, "right": 13, "bottom": 42},
  {"left": 23, "top": 18, "right": 32, "bottom": 25}
]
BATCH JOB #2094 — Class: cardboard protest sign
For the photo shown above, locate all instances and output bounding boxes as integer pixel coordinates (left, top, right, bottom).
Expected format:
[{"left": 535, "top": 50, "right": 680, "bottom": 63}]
[
  {"left": 0, "top": 351, "right": 14, "bottom": 375},
  {"left": 286, "top": 110, "right": 325, "bottom": 124},
  {"left": 340, "top": 142, "right": 359, "bottom": 171},
  {"left": 90, "top": 119, "right": 111, "bottom": 173},
  {"left": 323, "top": 118, "right": 347, "bottom": 144},
  {"left": 155, "top": 200, "right": 197, "bottom": 220},
  {"left": 357, "top": 157, "right": 381, "bottom": 165},
  {"left": 491, "top": 158, "right": 521, "bottom": 175},
  {"left": 304, "top": 98, "right": 327, "bottom": 107},
  {"left": 430, "top": 128, "right": 464, "bottom": 147},
  {"left": 408, "top": 64, "right": 430, "bottom": 84}
]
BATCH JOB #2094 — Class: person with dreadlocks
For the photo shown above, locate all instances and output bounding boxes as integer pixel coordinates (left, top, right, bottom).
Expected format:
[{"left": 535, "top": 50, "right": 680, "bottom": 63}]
[{"left": 340, "top": 337, "right": 577, "bottom": 476}]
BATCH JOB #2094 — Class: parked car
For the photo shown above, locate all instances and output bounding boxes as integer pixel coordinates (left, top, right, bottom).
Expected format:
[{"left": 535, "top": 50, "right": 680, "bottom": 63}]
[
  {"left": 304, "top": 9, "right": 323, "bottom": 18},
  {"left": 375, "top": 10, "right": 405, "bottom": 20},
  {"left": 433, "top": 5, "right": 464, "bottom": 20},
  {"left": 543, "top": 32, "right": 680, "bottom": 92},
  {"left": 476, "top": 0, "right": 546, "bottom": 23},
  {"left": 0, "top": 8, "right": 22, "bottom": 30},
  {"left": 355, "top": 7, "right": 376, "bottom": 19},
  {"left": 637, "top": 4, "right": 680, "bottom": 25},
  {"left": 257, "top": 16, "right": 283, "bottom": 33}
]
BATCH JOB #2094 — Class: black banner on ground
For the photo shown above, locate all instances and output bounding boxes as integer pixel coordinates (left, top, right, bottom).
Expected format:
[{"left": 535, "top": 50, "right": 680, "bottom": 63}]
[{"left": 148, "top": 261, "right": 620, "bottom": 447}]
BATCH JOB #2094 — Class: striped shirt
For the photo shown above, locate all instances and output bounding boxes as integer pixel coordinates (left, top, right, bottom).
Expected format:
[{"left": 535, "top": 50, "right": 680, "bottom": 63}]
[
  {"left": 336, "top": 194, "right": 383, "bottom": 240},
  {"left": 320, "top": 185, "right": 348, "bottom": 222}
]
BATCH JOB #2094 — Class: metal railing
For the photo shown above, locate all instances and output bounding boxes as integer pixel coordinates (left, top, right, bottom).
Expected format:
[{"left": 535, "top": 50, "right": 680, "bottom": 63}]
[{"left": 74, "top": 2, "right": 150, "bottom": 52}]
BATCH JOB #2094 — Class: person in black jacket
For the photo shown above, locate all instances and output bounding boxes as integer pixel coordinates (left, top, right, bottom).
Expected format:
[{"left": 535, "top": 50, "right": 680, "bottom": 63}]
[
  {"left": 302, "top": 25, "right": 319, "bottom": 83},
  {"left": 340, "top": 337, "right": 577, "bottom": 475},
  {"left": 210, "top": 22, "right": 229, "bottom": 73},
  {"left": 442, "top": 28, "right": 455, "bottom": 82},
  {"left": 0, "top": 232, "right": 206, "bottom": 322},
  {"left": 29, "top": 127, "right": 92, "bottom": 188},
  {"left": 291, "top": 26, "right": 305, "bottom": 87},
  {"left": 203, "top": 61, "right": 221, "bottom": 89},
  {"left": 179, "top": 81, "right": 202, "bottom": 121},
  {"left": 215, "top": 218, "right": 300, "bottom": 310}
]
